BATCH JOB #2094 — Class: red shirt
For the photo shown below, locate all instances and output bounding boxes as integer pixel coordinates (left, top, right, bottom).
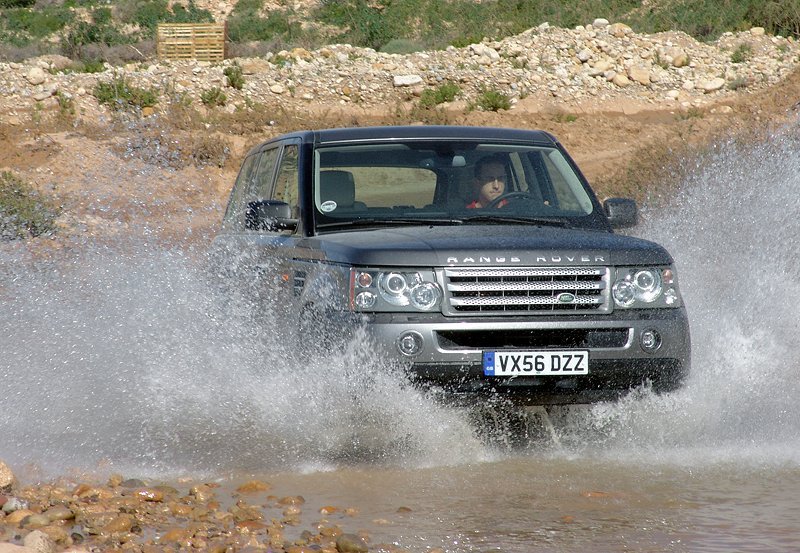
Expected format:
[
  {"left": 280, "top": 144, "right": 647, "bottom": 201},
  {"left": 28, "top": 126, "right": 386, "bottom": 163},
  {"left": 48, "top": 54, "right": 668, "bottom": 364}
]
[{"left": 466, "top": 199, "right": 507, "bottom": 209}]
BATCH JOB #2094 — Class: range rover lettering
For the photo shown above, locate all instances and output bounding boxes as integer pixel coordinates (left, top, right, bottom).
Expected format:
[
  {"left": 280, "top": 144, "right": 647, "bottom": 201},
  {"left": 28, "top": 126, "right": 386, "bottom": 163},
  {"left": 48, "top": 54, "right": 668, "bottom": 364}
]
[{"left": 213, "top": 126, "right": 690, "bottom": 405}]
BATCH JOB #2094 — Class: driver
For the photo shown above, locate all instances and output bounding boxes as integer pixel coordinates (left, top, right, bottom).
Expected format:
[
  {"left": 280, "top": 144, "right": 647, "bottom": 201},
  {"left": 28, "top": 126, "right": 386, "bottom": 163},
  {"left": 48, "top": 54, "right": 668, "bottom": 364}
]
[{"left": 467, "top": 154, "right": 509, "bottom": 208}]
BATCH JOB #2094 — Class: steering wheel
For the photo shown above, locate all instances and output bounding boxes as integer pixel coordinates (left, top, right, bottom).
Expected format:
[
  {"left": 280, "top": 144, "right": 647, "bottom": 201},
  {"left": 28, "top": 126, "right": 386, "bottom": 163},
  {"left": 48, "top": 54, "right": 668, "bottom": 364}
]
[{"left": 485, "top": 191, "right": 535, "bottom": 209}]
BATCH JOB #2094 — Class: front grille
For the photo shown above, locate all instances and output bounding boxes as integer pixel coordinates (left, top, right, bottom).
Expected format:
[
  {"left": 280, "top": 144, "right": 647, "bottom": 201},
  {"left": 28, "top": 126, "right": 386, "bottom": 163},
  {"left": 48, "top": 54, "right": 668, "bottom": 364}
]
[{"left": 443, "top": 267, "right": 610, "bottom": 314}]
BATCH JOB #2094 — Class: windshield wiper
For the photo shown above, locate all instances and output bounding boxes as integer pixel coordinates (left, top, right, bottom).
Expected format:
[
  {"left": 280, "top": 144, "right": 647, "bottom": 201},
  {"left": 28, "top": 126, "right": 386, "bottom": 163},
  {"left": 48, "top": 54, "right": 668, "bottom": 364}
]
[
  {"left": 461, "top": 215, "right": 571, "bottom": 227},
  {"left": 317, "top": 218, "right": 464, "bottom": 229}
]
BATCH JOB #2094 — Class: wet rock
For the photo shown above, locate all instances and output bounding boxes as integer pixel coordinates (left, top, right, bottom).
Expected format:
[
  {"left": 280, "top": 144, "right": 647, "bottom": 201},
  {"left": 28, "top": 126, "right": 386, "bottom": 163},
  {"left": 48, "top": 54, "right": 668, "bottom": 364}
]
[
  {"left": 133, "top": 487, "right": 165, "bottom": 502},
  {"left": 2, "top": 497, "right": 27, "bottom": 513},
  {"left": 189, "top": 484, "right": 216, "bottom": 503},
  {"left": 102, "top": 514, "right": 134, "bottom": 534},
  {"left": 21, "top": 514, "right": 51, "bottom": 529},
  {"left": 277, "top": 495, "right": 306, "bottom": 507},
  {"left": 119, "top": 478, "right": 147, "bottom": 488},
  {"left": 159, "top": 527, "right": 192, "bottom": 544},
  {"left": 6, "top": 509, "right": 35, "bottom": 526},
  {"left": 230, "top": 501, "right": 263, "bottom": 522},
  {"left": 0, "top": 461, "right": 15, "bottom": 491},
  {"left": 236, "top": 480, "right": 271, "bottom": 494},
  {"left": 22, "top": 530, "right": 56, "bottom": 553},
  {"left": 335, "top": 532, "right": 368, "bottom": 553},
  {"left": 42, "top": 506, "right": 73, "bottom": 523}
]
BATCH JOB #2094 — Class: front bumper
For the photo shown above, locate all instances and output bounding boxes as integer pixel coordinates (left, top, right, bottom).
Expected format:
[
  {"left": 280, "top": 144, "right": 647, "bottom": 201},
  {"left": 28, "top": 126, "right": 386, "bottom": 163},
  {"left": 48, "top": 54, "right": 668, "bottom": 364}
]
[{"left": 362, "top": 308, "right": 691, "bottom": 405}]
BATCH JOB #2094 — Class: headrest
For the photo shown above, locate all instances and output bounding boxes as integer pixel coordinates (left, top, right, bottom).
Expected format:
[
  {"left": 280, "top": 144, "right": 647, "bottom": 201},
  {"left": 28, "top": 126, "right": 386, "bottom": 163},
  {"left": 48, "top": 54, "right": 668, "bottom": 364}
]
[{"left": 319, "top": 170, "right": 356, "bottom": 208}]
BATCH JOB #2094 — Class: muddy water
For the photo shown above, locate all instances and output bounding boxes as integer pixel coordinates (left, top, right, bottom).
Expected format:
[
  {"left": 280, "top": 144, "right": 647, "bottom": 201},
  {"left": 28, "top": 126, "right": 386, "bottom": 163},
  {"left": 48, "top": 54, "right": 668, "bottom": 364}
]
[{"left": 3, "top": 123, "right": 800, "bottom": 551}]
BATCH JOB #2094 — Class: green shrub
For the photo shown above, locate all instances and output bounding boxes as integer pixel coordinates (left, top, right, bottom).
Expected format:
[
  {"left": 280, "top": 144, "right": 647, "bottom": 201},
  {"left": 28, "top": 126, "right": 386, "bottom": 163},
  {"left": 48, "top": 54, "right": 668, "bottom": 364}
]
[
  {"left": 476, "top": 88, "right": 511, "bottom": 111},
  {"left": 227, "top": 7, "right": 303, "bottom": 43},
  {"left": 0, "top": 171, "right": 59, "bottom": 240},
  {"left": 730, "top": 42, "right": 752, "bottom": 63},
  {"left": 94, "top": 74, "right": 158, "bottom": 111},
  {"left": 223, "top": 63, "right": 245, "bottom": 90},
  {"left": 3, "top": 6, "right": 73, "bottom": 38},
  {"left": 201, "top": 86, "right": 227, "bottom": 107},
  {"left": 418, "top": 82, "right": 460, "bottom": 109},
  {"left": 0, "top": 0, "right": 34, "bottom": 7}
]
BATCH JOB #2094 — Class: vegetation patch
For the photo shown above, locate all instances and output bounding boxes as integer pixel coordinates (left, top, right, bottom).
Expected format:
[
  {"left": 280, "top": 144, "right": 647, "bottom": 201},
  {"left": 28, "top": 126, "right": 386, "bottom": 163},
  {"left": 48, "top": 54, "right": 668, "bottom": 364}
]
[
  {"left": 201, "top": 87, "right": 227, "bottom": 107},
  {"left": 475, "top": 88, "right": 511, "bottom": 112},
  {"left": 223, "top": 63, "right": 245, "bottom": 90},
  {"left": 418, "top": 82, "right": 460, "bottom": 109},
  {"left": 0, "top": 171, "right": 59, "bottom": 240},
  {"left": 94, "top": 75, "right": 158, "bottom": 111}
]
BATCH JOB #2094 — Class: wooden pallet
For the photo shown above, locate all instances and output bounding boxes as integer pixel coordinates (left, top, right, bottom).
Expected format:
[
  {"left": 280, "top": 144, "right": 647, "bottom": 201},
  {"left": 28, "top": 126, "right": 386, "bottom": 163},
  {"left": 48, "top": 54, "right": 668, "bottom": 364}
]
[{"left": 156, "top": 23, "right": 226, "bottom": 62}]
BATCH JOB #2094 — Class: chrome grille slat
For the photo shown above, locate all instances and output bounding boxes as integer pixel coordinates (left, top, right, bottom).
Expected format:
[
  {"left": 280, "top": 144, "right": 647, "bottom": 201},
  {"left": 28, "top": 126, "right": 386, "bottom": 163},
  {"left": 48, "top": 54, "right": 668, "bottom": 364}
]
[
  {"left": 443, "top": 266, "right": 611, "bottom": 314},
  {"left": 448, "top": 281, "right": 603, "bottom": 292},
  {"left": 450, "top": 295, "right": 603, "bottom": 306}
]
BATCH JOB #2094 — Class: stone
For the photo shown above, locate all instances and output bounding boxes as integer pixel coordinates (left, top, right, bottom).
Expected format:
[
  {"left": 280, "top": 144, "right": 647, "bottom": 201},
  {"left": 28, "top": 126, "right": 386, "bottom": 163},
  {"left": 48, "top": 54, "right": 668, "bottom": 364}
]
[
  {"left": 236, "top": 480, "right": 271, "bottom": 493},
  {"left": 22, "top": 530, "right": 56, "bottom": 553},
  {"left": 0, "top": 461, "right": 15, "bottom": 491},
  {"left": 750, "top": 27, "right": 766, "bottom": 36},
  {"left": 25, "top": 67, "right": 47, "bottom": 86},
  {"left": 612, "top": 73, "right": 631, "bottom": 87},
  {"left": 700, "top": 77, "right": 726, "bottom": 92},
  {"left": 592, "top": 18, "right": 609, "bottom": 28},
  {"left": 102, "top": 514, "right": 134, "bottom": 534},
  {"left": 393, "top": 74, "right": 423, "bottom": 87},
  {"left": 335, "top": 533, "right": 368, "bottom": 553},
  {"left": 627, "top": 65, "right": 651, "bottom": 85}
]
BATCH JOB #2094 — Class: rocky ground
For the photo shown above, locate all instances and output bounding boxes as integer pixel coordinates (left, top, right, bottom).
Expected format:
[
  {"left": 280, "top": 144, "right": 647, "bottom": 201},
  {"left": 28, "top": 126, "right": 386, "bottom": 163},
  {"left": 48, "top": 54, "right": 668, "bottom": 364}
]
[
  {"left": 0, "top": 460, "right": 386, "bottom": 553},
  {"left": 3, "top": 18, "right": 800, "bottom": 552}
]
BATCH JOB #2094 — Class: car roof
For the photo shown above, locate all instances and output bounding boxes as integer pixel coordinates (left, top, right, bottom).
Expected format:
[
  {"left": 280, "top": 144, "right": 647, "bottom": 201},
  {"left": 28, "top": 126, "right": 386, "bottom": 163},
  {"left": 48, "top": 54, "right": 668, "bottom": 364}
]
[{"left": 247, "top": 126, "right": 559, "bottom": 155}]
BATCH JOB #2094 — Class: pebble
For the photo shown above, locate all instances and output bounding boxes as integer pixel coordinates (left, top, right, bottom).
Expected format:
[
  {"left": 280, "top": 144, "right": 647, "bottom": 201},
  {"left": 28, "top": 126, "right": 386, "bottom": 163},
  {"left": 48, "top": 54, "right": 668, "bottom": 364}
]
[
  {"left": 336, "top": 532, "right": 369, "bottom": 553},
  {"left": 0, "top": 461, "right": 15, "bottom": 490}
]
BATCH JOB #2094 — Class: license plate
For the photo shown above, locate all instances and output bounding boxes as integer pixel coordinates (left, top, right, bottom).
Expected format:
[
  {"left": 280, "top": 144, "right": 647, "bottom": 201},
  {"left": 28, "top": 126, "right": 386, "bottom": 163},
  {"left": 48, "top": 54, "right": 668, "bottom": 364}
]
[{"left": 483, "top": 350, "right": 589, "bottom": 376}]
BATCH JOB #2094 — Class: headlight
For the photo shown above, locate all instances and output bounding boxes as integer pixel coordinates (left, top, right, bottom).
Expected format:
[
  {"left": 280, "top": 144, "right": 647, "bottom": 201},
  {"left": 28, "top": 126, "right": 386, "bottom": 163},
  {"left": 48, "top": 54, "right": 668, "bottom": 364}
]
[
  {"left": 612, "top": 266, "right": 681, "bottom": 308},
  {"left": 351, "top": 268, "right": 441, "bottom": 312}
]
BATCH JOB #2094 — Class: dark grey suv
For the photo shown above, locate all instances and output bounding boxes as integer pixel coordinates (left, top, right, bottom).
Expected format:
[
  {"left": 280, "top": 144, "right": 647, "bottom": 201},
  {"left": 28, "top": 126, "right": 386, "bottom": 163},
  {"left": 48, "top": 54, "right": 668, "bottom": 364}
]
[{"left": 213, "top": 126, "right": 690, "bottom": 405}]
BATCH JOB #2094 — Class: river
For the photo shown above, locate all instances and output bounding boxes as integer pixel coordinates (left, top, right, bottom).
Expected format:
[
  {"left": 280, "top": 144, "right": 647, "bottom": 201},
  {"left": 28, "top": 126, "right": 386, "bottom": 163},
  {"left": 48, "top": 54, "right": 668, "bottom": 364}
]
[{"left": 2, "top": 124, "right": 800, "bottom": 551}]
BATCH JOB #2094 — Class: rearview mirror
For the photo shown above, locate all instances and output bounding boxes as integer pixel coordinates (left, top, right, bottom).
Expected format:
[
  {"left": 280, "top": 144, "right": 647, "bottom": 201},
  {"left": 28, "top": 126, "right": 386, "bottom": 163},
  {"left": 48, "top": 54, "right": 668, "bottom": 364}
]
[
  {"left": 604, "top": 198, "right": 638, "bottom": 229},
  {"left": 245, "top": 200, "right": 298, "bottom": 232}
]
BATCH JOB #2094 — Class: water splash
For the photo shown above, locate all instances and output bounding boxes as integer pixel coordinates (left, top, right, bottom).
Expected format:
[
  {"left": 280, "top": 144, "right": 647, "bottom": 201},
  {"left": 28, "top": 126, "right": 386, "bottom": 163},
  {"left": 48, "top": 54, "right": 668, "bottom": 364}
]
[
  {"left": 0, "top": 238, "right": 485, "bottom": 478},
  {"left": 3, "top": 120, "right": 800, "bottom": 479},
  {"left": 556, "top": 120, "right": 800, "bottom": 465}
]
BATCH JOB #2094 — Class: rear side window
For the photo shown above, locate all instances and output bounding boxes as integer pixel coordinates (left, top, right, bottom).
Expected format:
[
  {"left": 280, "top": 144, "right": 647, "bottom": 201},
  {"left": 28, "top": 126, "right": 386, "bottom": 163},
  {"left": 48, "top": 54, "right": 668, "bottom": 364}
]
[{"left": 273, "top": 144, "right": 300, "bottom": 219}]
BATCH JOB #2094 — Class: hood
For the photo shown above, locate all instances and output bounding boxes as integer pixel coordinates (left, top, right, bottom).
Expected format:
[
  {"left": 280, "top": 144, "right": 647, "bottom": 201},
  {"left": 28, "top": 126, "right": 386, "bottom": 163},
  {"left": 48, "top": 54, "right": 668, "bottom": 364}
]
[{"left": 307, "top": 225, "right": 673, "bottom": 267}]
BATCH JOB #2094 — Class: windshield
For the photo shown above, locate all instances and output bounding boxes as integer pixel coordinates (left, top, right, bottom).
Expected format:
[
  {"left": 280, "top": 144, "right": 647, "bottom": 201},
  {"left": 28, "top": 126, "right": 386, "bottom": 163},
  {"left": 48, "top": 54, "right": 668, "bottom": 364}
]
[{"left": 313, "top": 140, "right": 598, "bottom": 229}]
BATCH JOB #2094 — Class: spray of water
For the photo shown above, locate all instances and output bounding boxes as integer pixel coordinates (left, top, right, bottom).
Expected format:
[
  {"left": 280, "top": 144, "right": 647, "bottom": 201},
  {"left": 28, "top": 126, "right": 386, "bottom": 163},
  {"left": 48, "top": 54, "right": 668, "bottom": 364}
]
[
  {"left": 556, "top": 120, "right": 800, "bottom": 466},
  {"left": 2, "top": 120, "right": 800, "bottom": 478}
]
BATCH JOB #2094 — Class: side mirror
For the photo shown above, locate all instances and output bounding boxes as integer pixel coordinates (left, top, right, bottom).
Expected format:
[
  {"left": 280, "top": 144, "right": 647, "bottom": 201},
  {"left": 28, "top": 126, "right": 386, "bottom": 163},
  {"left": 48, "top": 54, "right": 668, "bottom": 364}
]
[
  {"left": 604, "top": 197, "right": 638, "bottom": 229},
  {"left": 245, "top": 200, "right": 298, "bottom": 232}
]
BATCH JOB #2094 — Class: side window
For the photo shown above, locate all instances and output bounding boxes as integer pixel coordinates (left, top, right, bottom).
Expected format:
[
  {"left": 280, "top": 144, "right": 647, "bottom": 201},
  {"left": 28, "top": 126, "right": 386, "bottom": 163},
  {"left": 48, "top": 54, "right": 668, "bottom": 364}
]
[
  {"left": 239, "top": 148, "right": 278, "bottom": 232},
  {"left": 273, "top": 144, "right": 300, "bottom": 219},
  {"left": 250, "top": 147, "right": 279, "bottom": 199},
  {"left": 222, "top": 153, "right": 258, "bottom": 230}
]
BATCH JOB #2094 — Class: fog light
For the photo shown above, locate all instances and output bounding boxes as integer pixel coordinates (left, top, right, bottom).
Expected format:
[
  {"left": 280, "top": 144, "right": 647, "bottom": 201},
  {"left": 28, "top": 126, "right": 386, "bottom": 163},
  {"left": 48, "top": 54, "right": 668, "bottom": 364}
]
[
  {"left": 397, "top": 331, "right": 423, "bottom": 357},
  {"left": 354, "top": 291, "right": 376, "bottom": 309},
  {"left": 640, "top": 329, "right": 662, "bottom": 352}
]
